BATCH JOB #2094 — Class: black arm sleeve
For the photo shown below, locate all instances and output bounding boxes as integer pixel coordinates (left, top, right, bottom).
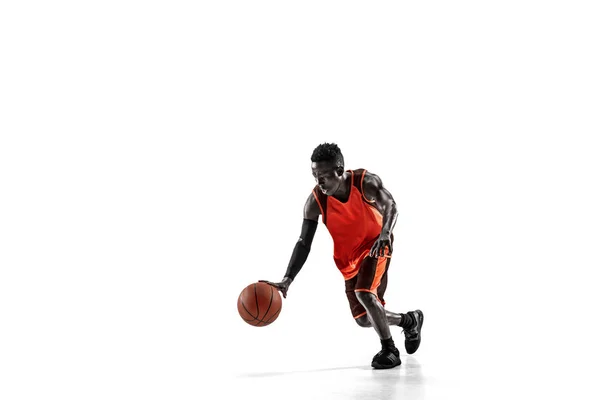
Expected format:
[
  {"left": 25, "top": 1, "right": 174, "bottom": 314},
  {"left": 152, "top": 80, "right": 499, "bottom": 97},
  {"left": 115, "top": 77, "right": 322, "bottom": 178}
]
[{"left": 284, "top": 219, "right": 318, "bottom": 281}]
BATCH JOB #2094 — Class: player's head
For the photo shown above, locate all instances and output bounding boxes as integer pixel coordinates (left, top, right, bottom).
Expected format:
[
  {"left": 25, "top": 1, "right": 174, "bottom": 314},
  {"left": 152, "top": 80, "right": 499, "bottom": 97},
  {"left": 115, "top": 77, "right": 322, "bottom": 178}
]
[{"left": 311, "top": 142, "right": 345, "bottom": 195}]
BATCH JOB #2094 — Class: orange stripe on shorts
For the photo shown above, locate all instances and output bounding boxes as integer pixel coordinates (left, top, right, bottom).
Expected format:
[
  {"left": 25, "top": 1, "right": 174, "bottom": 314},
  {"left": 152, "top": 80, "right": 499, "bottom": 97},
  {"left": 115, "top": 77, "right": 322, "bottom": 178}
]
[{"left": 370, "top": 256, "right": 388, "bottom": 292}]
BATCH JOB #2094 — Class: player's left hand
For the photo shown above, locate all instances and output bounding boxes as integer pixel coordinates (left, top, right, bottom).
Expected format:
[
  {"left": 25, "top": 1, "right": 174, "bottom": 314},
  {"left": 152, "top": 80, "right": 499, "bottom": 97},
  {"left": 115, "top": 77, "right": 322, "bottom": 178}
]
[{"left": 370, "top": 234, "right": 392, "bottom": 258}]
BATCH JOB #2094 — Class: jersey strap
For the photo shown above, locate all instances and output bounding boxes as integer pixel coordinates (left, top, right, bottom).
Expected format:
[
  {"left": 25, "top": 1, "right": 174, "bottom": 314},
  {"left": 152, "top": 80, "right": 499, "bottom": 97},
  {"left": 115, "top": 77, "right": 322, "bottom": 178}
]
[
  {"left": 311, "top": 185, "right": 328, "bottom": 225},
  {"left": 352, "top": 169, "right": 376, "bottom": 204}
]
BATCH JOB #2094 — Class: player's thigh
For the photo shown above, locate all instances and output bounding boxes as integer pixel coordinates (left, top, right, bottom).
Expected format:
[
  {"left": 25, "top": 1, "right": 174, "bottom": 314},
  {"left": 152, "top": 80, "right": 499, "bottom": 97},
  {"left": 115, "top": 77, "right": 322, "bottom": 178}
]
[
  {"left": 345, "top": 275, "right": 368, "bottom": 319},
  {"left": 355, "top": 255, "right": 390, "bottom": 295}
]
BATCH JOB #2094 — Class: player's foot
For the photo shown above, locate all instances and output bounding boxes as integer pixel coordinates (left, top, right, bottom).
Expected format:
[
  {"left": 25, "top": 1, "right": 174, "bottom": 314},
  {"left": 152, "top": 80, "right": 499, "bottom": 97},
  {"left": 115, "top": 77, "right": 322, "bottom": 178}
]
[
  {"left": 371, "top": 347, "right": 401, "bottom": 369},
  {"left": 403, "top": 310, "right": 424, "bottom": 354}
]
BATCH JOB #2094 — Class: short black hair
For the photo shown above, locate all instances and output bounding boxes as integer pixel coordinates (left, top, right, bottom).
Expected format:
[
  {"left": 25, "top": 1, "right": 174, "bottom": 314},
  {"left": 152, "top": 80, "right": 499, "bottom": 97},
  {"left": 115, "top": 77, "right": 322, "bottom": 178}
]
[{"left": 311, "top": 142, "right": 344, "bottom": 167}]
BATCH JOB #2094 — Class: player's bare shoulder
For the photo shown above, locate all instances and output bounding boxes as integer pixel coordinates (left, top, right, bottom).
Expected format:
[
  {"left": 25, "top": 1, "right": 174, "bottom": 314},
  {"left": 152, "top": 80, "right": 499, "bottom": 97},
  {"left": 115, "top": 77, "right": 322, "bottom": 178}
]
[
  {"left": 362, "top": 170, "right": 396, "bottom": 205},
  {"left": 361, "top": 171, "right": 385, "bottom": 201},
  {"left": 303, "top": 191, "right": 321, "bottom": 221}
]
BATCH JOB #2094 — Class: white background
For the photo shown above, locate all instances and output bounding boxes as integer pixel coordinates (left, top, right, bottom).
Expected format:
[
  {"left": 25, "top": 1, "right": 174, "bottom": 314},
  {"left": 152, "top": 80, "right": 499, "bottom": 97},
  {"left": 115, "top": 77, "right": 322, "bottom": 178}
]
[{"left": 1, "top": 1, "right": 599, "bottom": 399}]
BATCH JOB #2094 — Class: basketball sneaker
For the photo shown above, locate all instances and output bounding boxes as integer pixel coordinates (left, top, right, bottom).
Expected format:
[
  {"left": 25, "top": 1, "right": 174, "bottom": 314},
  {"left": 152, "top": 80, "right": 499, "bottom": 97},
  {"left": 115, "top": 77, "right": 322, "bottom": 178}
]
[
  {"left": 371, "top": 347, "right": 401, "bottom": 369},
  {"left": 403, "top": 310, "right": 424, "bottom": 354}
]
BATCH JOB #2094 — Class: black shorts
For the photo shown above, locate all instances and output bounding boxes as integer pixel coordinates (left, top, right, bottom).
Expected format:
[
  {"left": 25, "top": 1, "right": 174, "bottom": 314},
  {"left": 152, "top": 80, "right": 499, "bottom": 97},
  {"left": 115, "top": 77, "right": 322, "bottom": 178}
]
[{"left": 344, "top": 255, "right": 391, "bottom": 319}]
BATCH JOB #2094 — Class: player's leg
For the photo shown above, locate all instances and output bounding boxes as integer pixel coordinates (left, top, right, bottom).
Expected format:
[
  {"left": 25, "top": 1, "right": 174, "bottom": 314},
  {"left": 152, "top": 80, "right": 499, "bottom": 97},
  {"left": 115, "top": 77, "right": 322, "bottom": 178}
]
[
  {"left": 345, "top": 277, "right": 401, "bottom": 327},
  {"left": 375, "top": 262, "right": 425, "bottom": 354},
  {"left": 352, "top": 259, "right": 408, "bottom": 327},
  {"left": 372, "top": 266, "right": 409, "bottom": 326},
  {"left": 355, "top": 310, "right": 414, "bottom": 329},
  {"left": 353, "top": 256, "right": 401, "bottom": 369},
  {"left": 354, "top": 291, "right": 391, "bottom": 339},
  {"left": 353, "top": 257, "right": 424, "bottom": 355},
  {"left": 355, "top": 310, "right": 402, "bottom": 327}
]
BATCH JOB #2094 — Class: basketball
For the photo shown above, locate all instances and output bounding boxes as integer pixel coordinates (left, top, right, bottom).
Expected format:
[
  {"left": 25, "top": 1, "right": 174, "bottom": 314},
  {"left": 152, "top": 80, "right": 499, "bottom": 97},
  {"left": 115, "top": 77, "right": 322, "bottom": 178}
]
[{"left": 237, "top": 282, "right": 282, "bottom": 327}]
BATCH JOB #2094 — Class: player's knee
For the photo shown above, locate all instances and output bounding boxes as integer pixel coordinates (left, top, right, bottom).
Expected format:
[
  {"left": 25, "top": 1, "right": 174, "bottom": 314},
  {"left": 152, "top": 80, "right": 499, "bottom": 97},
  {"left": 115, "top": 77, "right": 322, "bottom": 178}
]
[
  {"left": 355, "top": 315, "right": 371, "bottom": 328},
  {"left": 355, "top": 291, "right": 377, "bottom": 307}
]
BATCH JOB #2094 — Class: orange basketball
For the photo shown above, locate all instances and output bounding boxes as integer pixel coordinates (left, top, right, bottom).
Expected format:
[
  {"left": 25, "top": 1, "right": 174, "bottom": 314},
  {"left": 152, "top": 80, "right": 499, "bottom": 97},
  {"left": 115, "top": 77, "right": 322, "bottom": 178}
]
[{"left": 237, "top": 282, "right": 282, "bottom": 327}]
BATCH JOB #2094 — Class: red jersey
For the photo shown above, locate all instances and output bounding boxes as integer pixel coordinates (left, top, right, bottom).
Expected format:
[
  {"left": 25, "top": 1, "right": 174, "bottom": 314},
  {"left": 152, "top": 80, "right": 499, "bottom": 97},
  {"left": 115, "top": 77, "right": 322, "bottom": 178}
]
[{"left": 312, "top": 169, "right": 386, "bottom": 280}]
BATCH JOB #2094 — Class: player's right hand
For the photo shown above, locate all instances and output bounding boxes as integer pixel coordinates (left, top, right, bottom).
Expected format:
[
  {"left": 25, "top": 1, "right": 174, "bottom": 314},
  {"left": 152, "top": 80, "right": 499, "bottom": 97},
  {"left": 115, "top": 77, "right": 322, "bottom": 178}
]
[{"left": 259, "top": 278, "right": 291, "bottom": 298}]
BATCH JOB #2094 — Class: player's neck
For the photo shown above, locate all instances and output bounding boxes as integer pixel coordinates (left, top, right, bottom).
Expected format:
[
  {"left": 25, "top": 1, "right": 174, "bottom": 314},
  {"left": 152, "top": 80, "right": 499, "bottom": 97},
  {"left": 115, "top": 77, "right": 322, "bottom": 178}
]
[{"left": 330, "top": 172, "right": 351, "bottom": 203}]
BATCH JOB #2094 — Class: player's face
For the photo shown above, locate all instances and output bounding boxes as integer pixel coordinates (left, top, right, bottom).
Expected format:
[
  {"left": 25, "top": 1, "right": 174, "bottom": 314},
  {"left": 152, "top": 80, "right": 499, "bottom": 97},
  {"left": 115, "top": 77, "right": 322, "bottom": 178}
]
[{"left": 311, "top": 161, "right": 343, "bottom": 195}]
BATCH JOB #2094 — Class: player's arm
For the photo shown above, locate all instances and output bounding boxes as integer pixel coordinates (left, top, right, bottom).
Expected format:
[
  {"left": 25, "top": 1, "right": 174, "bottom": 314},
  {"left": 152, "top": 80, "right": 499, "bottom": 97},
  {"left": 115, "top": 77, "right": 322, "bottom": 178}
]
[
  {"left": 362, "top": 172, "right": 398, "bottom": 257},
  {"left": 260, "top": 193, "right": 320, "bottom": 298},
  {"left": 284, "top": 194, "right": 320, "bottom": 281}
]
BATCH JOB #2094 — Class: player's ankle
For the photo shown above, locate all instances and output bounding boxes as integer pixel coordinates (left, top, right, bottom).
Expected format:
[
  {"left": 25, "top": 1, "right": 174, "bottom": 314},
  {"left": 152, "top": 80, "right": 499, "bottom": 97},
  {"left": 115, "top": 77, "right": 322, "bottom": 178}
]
[
  {"left": 399, "top": 313, "right": 414, "bottom": 329},
  {"left": 381, "top": 337, "right": 397, "bottom": 351}
]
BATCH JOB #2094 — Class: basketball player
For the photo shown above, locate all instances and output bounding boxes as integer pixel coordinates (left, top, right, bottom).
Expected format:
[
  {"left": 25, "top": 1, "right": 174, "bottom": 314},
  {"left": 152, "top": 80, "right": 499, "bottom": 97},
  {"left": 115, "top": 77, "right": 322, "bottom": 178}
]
[{"left": 262, "top": 143, "right": 423, "bottom": 369}]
